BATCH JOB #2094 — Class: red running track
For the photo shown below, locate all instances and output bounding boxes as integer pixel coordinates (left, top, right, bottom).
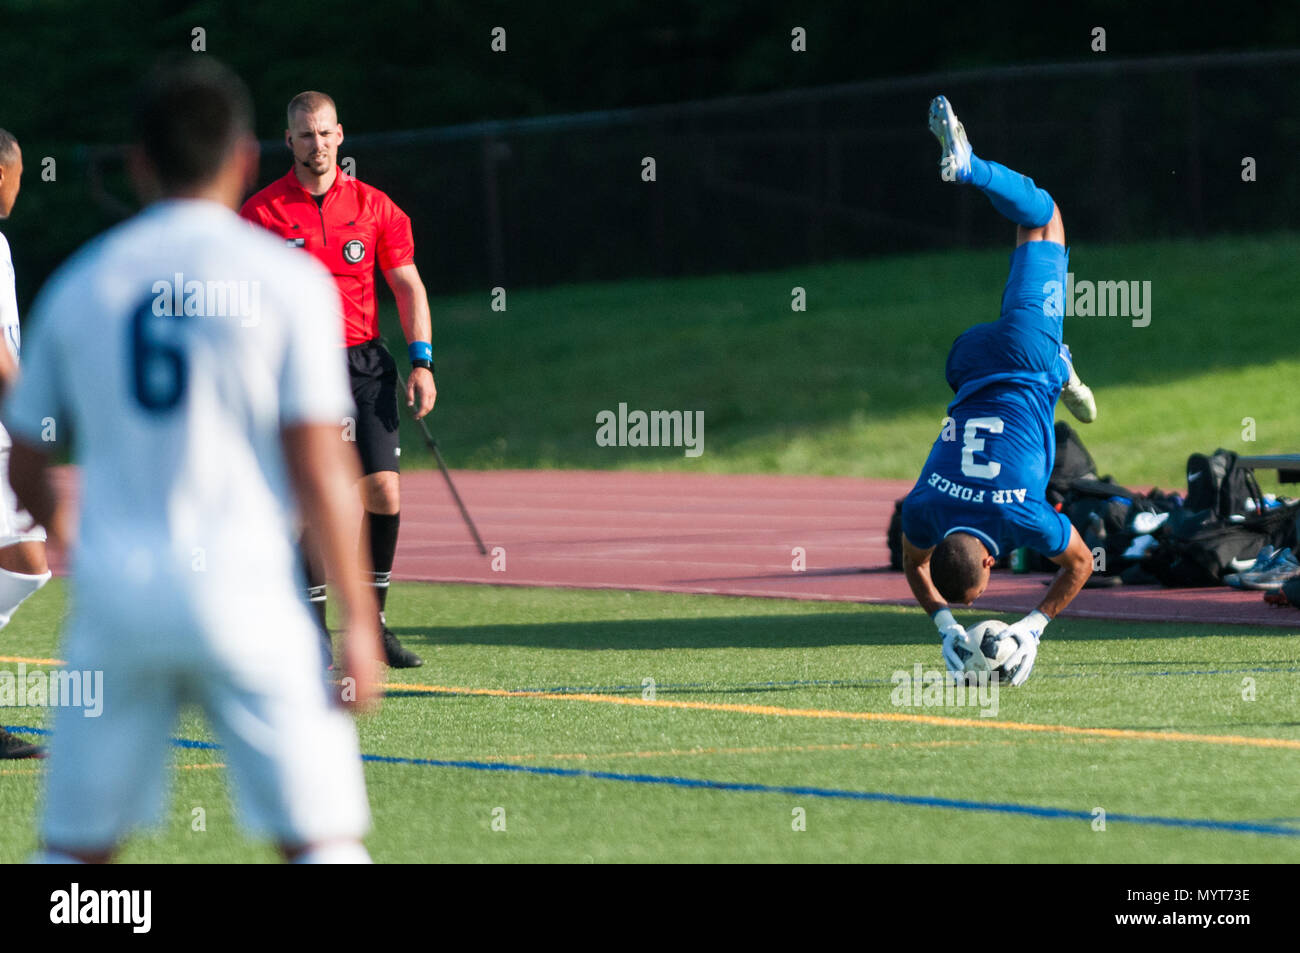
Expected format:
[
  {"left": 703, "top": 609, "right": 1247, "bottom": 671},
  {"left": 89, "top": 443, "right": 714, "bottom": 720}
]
[{"left": 387, "top": 469, "right": 1300, "bottom": 629}]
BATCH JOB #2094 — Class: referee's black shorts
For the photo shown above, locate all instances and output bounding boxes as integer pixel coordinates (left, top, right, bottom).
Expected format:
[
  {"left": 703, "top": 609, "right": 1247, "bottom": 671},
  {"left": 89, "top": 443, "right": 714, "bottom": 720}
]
[{"left": 346, "top": 338, "right": 401, "bottom": 475}]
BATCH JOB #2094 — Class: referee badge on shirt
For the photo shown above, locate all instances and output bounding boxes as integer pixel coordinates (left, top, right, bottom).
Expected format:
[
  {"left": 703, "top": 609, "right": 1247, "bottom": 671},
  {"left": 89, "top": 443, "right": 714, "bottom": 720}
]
[{"left": 343, "top": 239, "right": 366, "bottom": 263}]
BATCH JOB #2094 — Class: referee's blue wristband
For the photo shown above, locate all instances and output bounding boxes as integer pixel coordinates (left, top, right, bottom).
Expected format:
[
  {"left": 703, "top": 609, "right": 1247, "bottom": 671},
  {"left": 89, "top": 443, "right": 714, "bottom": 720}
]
[{"left": 408, "top": 341, "right": 433, "bottom": 365}]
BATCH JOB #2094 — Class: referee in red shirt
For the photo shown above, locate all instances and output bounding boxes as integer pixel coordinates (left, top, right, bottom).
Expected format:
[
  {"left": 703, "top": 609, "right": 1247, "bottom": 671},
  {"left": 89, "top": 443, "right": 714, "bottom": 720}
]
[{"left": 241, "top": 91, "right": 433, "bottom": 668}]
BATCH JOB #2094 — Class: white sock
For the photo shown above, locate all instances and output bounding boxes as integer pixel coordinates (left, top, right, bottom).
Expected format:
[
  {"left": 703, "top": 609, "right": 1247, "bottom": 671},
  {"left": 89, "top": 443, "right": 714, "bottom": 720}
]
[{"left": 0, "top": 567, "right": 51, "bottom": 630}]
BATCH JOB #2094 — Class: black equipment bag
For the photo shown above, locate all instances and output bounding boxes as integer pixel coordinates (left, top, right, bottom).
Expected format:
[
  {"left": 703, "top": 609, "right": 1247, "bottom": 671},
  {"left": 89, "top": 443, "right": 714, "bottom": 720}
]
[
  {"left": 1048, "top": 422, "right": 1100, "bottom": 506},
  {"left": 887, "top": 498, "right": 904, "bottom": 571},
  {"left": 1143, "top": 502, "right": 1300, "bottom": 587},
  {"left": 1185, "top": 449, "right": 1264, "bottom": 519}
]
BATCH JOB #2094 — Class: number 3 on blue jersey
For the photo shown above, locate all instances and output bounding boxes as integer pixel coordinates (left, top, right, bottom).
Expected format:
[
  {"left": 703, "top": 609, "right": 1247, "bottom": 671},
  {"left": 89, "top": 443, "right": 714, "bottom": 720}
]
[
  {"left": 961, "top": 416, "right": 1003, "bottom": 479},
  {"left": 130, "top": 299, "right": 188, "bottom": 412}
]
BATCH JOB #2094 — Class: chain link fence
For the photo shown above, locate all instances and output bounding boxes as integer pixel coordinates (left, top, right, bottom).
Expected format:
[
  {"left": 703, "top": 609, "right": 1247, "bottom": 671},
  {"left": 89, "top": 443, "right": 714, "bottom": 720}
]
[{"left": 62, "top": 50, "right": 1300, "bottom": 297}]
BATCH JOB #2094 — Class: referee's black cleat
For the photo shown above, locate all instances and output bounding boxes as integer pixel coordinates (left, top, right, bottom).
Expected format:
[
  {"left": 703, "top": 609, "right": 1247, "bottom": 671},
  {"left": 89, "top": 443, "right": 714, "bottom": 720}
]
[
  {"left": 0, "top": 728, "right": 43, "bottom": 759},
  {"left": 381, "top": 627, "right": 423, "bottom": 668}
]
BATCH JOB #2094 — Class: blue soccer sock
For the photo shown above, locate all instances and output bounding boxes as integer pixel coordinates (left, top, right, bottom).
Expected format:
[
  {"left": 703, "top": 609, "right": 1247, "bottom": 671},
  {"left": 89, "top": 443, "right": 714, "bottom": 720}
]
[{"left": 966, "top": 154, "right": 1054, "bottom": 228}]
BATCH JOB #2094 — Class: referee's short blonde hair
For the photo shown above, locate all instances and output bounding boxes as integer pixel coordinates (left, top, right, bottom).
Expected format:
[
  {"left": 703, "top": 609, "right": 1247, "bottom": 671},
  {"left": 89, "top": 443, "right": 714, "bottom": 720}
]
[{"left": 287, "top": 91, "right": 337, "bottom": 125}]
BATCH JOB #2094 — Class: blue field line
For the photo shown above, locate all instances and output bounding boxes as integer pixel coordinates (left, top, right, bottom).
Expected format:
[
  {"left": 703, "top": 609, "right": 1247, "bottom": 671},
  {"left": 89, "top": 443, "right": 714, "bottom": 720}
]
[
  {"left": 511, "top": 665, "right": 1300, "bottom": 696},
  {"left": 358, "top": 753, "right": 1300, "bottom": 838},
  {"left": 3, "top": 725, "right": 214, "bottom": 751},
  {"left": 5, "top": 722, "right": 1296, "bottom": 838}
]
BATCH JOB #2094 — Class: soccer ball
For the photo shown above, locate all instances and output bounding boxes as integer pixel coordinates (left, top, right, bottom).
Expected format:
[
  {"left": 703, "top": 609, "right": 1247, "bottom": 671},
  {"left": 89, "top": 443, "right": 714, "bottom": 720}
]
[{"left": 957, "top": 619, "right": 1016, "bottom": 678}]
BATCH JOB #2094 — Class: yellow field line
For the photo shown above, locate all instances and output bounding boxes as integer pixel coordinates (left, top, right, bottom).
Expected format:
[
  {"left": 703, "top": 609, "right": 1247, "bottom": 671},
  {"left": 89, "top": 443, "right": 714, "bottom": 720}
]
[
  {"left": 0, "top": 654, "right": 64, "bottom": 666},
  {"left": 2, "top": 664, "right": 1289, "bottom": 751},
  {"left": 390, "top": 681, "right": 1300, "bottom": 751}
]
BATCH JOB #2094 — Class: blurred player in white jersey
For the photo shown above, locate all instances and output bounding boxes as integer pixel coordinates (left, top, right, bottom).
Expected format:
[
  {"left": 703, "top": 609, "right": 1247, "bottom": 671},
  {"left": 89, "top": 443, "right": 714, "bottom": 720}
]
[
  {"left": 0, "top": 128, "right": 53, "bottom": 760},
  {"left": 3, "top": 58, "right": 383, "bottom": 862}
]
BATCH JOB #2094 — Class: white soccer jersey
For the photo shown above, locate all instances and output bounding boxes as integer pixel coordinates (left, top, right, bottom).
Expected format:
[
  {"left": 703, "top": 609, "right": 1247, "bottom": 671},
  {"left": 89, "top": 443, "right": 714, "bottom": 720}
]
[
  {"left": 0, "top": 231, "right": 22, "bottom": 455},
  {"left": 3, "top": 199, "right": 354, "bottom": 650},
  {"left": 0, "top": 231, "right": 21, "bottom": 362},
  {"left": 4, "top": 198, "right": 371, "bottom": 849},
  {"left": 0, "top": 229, "right": 45, "bottom": 547}
]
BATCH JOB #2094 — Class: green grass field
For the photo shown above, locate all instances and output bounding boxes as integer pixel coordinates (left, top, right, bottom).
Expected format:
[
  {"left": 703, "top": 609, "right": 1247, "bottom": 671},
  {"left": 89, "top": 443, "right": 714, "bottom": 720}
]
[
  {"left": 4, "top": 579, "right": 1298, "bottom": 863},
  {"left": 4, "top": 234, "right": 1296, "bottom": 864},
  {"left": 395, "top": 231, "right": 1300, "bottom": 492}
]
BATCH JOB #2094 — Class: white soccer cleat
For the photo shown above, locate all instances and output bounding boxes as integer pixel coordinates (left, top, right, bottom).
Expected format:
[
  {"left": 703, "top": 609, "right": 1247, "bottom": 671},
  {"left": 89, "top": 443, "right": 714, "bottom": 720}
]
[
  {"left": 928, "top": 95, "right": 974, "bottom": 183},
  {"left": 1060, "top": 355, "right": 1098, "bottom": 423}
]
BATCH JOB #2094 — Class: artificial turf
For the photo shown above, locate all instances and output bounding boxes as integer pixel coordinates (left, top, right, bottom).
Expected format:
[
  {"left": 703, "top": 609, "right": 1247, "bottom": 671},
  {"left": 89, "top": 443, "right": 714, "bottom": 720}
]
[{"left": 2, "top": 579, "right": 1297, "bottom": 863}]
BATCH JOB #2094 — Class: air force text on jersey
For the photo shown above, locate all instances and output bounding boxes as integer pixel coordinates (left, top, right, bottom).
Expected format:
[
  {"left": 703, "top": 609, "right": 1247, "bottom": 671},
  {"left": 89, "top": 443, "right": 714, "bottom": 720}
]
[
  {"left": 925, "top": 469, "right": 1029, "bottom": 506},
  {"left": 150, "top": 271, "right": 261, "bottom": 327}
]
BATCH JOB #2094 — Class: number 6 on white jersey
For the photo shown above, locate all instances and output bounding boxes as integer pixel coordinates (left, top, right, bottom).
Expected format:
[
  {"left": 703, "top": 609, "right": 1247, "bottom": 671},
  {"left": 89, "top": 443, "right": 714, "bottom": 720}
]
[{"left": 961, "top": 416, "right": 1003, "bottom": 479}]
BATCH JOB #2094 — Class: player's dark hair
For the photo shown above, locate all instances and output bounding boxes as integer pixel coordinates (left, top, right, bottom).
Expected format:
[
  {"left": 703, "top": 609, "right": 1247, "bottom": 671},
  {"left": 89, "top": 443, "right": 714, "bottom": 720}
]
[
  {"left": 132, "top": 56, "right": 253, "bottom": 190},
  {"left": 0, "top": 128, "right": 18, "bottom": 167},
  {"left": 930, "top": 532, "right": 988, "bottom": 604}
]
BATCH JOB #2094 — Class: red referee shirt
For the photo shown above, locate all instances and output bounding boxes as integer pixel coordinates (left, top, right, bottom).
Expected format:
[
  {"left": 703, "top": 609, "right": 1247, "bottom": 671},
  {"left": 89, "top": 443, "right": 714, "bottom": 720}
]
[{"left": 240, "top": 169, "right": 415, "bottom": 347}]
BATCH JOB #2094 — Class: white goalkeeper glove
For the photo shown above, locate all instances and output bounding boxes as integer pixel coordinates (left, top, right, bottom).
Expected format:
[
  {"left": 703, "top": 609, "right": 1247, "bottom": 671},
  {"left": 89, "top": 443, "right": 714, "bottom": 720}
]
[
  {"left": 1002, "top": 610, "right": 1049, "bottom": 686},
  {"left": 936, "top": 608, "right": 988, "bottom": 680}
]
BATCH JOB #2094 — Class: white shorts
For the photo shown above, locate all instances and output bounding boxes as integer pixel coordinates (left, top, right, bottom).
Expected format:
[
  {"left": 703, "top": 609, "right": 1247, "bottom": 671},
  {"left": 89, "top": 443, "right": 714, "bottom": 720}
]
[
  {"left": 41, "top": 594, "right": 370, "bottom": 852},
  {"left": 0, "top": 443, "right": 46, "bottom": 548}
]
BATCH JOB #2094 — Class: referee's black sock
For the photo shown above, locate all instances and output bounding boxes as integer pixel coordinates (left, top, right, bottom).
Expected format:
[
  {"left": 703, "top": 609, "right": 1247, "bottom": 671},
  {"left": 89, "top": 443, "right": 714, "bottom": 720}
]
[
  {"left": 366, "top": 511, "right": 400, "bottom": 626},
  {"left": 308, "top": 585, "right": 328, "bottom": 631},
  {"left": 300, "top": 533, "right": 328, "bottom": 633},
  {"left": 300, "top": 533, "right": 331, "bottom": 666}
]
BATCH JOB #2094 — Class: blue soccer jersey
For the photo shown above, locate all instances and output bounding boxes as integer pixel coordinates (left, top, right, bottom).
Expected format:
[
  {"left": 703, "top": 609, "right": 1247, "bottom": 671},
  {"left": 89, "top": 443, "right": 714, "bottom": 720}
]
[{"left": 900, "top": 240, "right": 1074, "bottom": 559}]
